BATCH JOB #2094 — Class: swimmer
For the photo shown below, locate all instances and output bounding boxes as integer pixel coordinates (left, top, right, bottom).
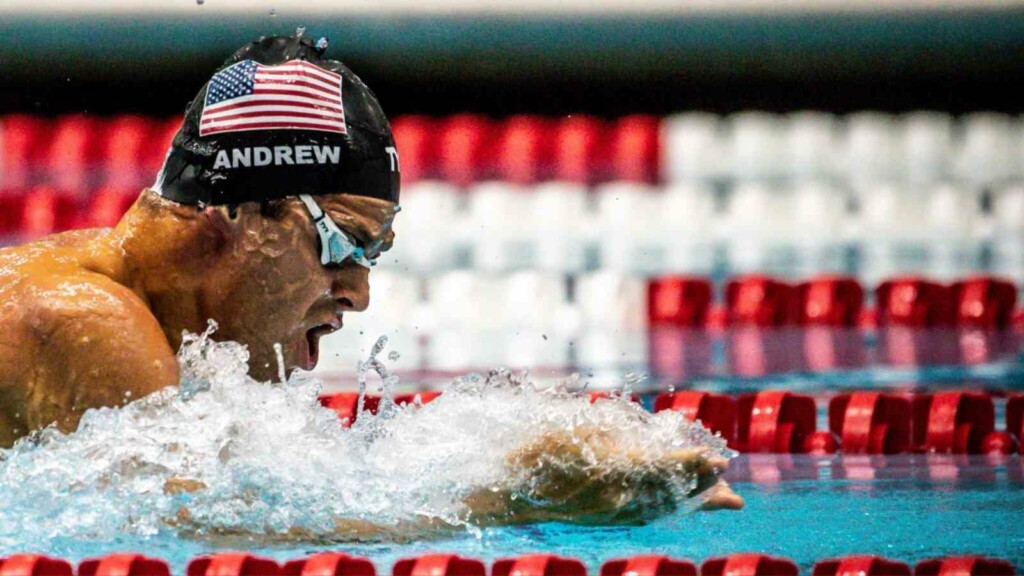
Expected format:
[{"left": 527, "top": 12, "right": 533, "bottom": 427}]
[
  {"left": 0, "top": 35, "right": 399, "bottom": 447},
  {"left": 0, "top": 34, "right": 741, "bottom": 518}
]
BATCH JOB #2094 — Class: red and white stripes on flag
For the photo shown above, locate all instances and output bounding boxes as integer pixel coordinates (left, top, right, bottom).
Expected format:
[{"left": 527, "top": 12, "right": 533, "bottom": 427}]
[{"left": 199, "top": 59, "right": 347, "bottom": 137}]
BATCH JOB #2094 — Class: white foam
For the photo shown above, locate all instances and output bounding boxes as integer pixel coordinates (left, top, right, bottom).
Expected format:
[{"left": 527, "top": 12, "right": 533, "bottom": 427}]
[{"left": 0, "top": 324, "right": 730, "bottom": 547}]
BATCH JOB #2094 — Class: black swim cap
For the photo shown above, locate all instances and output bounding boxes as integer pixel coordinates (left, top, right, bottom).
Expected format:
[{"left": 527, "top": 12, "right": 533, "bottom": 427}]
[{"left": 154, "top": 34, "right": 399, "bottom": 206}]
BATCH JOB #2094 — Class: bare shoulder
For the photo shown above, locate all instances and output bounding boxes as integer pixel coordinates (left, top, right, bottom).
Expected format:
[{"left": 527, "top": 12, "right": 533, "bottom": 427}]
[{"left": 20, "top": 270, "right": 179, "bottom": 431}]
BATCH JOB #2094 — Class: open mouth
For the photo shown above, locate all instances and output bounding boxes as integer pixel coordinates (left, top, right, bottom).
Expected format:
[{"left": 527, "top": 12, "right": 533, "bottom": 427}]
[{"left": 304, "top": 322, "right": 341, "bottom": 368}]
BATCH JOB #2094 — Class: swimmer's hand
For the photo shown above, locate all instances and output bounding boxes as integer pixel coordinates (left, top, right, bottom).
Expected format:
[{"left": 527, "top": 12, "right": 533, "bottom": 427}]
[{"left": 464, "top": 426, "right": 743, "bottom": 526}]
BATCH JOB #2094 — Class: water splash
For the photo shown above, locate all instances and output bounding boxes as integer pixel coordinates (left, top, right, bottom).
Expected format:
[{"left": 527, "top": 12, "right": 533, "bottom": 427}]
[{"left": 0, "top": 327, "right": 733, "bottom": 550}]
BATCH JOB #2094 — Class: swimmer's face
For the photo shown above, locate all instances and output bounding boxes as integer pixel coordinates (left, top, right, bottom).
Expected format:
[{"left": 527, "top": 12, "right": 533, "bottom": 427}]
[{"left": 209, "top": 193, "right": 397, "bottom": 381}]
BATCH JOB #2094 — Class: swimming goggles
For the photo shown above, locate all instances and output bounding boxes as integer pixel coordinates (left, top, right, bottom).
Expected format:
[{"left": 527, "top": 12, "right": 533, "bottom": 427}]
[{"left": 298, "top": 194, "right": 376, "bottom": 269}]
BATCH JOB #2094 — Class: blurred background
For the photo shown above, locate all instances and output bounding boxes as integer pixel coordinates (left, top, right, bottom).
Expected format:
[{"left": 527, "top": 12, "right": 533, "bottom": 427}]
[{"left": 2, "top": 0, "right": 1023, "bottom": 389}]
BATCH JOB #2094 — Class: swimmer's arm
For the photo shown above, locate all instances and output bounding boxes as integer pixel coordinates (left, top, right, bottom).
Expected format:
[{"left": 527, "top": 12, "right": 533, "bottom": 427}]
[
  {"left": 27, "top": 280, "right": 179, "bottom": 435},
  {"left": 463, "top": 427, "right": 742, "bottom": 526}
]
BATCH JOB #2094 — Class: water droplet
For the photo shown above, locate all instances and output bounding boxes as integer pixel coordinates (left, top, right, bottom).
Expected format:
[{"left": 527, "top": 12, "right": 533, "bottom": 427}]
[
  {"left": 388, "top": 350, "right": 400, "bottom": 362},
  {"left": 268, "top": 7, "right": 277, "bottom": 16},
  {"left": 295, "top": 25, "right": 306, "bottom": 37},
  {"left": 315, "top": 37, "right": 329, "bottom": 50},
  {"left": 196, "top": 0, "right": 204, "bottom": 4}
]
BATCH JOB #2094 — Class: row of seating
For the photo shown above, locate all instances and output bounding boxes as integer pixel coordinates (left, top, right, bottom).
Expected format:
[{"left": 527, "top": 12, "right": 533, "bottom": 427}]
[
  {"left": 1, "top": 551, "right": 1015, "bottom": 575},
  {"left": 2, "top": 112, "right": 1022, "bottom": 189},
  {"left": 318, "top": 389, "right": 1024, "bottom": 456},
  {"left": 3, "top": 181, "right": 1022, "bottom": 277}
]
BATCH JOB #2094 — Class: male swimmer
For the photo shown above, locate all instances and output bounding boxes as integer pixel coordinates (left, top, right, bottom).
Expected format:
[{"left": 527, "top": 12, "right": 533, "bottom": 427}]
[{"left": 0, "top": 35, "right": 741, "bottom": 517}]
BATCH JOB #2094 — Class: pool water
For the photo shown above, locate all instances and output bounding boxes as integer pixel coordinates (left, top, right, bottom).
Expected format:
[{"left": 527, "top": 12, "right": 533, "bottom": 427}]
[{"left": 1, "top": 328, "right": 1022, "bottom": 574}]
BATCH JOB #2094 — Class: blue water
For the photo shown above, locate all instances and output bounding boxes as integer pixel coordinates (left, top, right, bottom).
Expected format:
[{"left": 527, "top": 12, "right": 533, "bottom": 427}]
[
  {"left": 3, "top": 328, "right": 1023, "bottom": 574},
  {"left": 19, "top": 455, "right": 1023, "bottom": 573}
]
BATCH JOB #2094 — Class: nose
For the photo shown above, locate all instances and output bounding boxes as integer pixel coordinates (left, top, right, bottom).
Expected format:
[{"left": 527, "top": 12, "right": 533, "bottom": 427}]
[{"left": 331, "top": 267, "right": 370, "bottom": 312}]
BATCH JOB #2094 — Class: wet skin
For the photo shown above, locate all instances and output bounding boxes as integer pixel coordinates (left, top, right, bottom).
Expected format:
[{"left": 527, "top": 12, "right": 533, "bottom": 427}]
[
  {"left": 0, "top": 188, "right": 742, "bottom": 519},
  {"left": 0, "top": 190, "right": 396, "bottom": 448}
]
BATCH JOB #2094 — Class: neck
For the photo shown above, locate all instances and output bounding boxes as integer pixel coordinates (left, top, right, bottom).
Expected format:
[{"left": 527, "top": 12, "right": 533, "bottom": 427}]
[{"left": 110, "top": 193, "right": 224, "bottom": 351}]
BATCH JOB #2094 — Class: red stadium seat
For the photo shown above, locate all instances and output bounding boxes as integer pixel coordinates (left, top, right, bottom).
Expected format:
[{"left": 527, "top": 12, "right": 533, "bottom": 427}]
[
  {"left": 654, "top": 391, "right": 736, "bottom": 445},
  {"left": 608, "top": 115, "right": 659, "bottom": 183},
  {"left": 701, "top": 554, "right": 798, "bottom": 576},
  {"left": 647, "top": 277, "right": 713, "bottom": 327},
  {"left": 391, "top": 115, "right": 436, "bottom": 184},
  {"left": 552, "top": 115, "right": 606, "bottom": 183},
  {"left": 600, "top": 555, "right": 697, "bottom": 576},
  {"left": 950, "top": 277, "right": 1018, "bottom": 329},
  {"left": 86, "top": 186, "right": 136, "bottom": 228},
  {"left": 737, "top": 391, "right": 816, "bottom": 453},
  {"left": 914, "top": 555, "right": 1016, "bottom": 575},
  {"left": 828, "top": 392, "right": 912, "bottom": 454},
  {"left": 494, "top": 115, "right": 552, "bottom": 183},
  {"left": 438, "top": 114, "right": 494, "bottom": 186},
  {"left": 795, "top": 276, "right": 864, "bottom": 326},
  {"left": 0, "top": 554, "right": 73, "bottom": 576},
  {"left": 187, "top": 553, "right": 280, "bottom": 576},
  {"left": 813, "top": 555, "right": 911, "bottom": 575},
  {"left": 0, "top": 115, "right": 50, "bottom": 190},
  {"left": 78, "top": 554, "right": 170, "bottom": 576},
  {"left": 102, "top": 115, "right": 155, "bottom": 188},
  {"left": 20, "top": 187, "right": 84, "bottom": 237},
  {"left": 725, "top": 276, "right": 797, "bottom": 327},
  {"left": 143, "top": 117, "right": 181, "bottom": 176},
  {"left": 392, "top": 554, "right": 485, "bottom": 576},
  {"left": 913, "top": 392, "right": 995, "bottom": 454},
  {"left": 492, "top": 555, "right": 586, "bottom": 576},
  {"left": 48, "top": 115, "right": 98, "bottom": 192},
  {"left": 319, "top": 392, "right": 381, "bottom": 426},
  {"left": 282, "top": 553, "right": 376, "bottom": 576},
  {"left": 876, "top": 277, "right": 953, "bottom": 327}
]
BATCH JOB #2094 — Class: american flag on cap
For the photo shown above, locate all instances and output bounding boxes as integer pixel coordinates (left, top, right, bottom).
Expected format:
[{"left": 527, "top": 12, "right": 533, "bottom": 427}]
[{"left": 199, "top": 59, "right": 346, "bottom": 136}]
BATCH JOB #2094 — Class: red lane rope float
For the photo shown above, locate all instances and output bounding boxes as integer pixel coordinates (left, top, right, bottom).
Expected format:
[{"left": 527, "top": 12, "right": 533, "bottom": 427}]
[
  {"left": 737, "top": 391, "right": 816, "bottom": 453},
  {"left": 187, "top": 553, "right": 281, "bottom": 576},
  {"left": 608, "top": 115, "right": 660, "bottom": 184},
  {"left": 392, "top": 554, "right": 486, "bottom": 576},
  {"left": 915, "top": 555, "right": 1017, "bottom": 576},
  {"left": 913, "top": 391, "right": 995, "bottom": 454},
  {"left": 492, "top": 554, "right": 587, "bottom": 576},
  {"left": 283, "top": 552, "right": 376, "bottom": 576},
  {"left": 951, "top": 277, "right": 1018, "bottom": 329},
  {"left": 78, "top": 553, "right": 170, "bottom": 576},
  {"left": 494, "top": 115, "right": 553, "bottom": 184},
  {"left": 876, "top": 277, "right": 954, "bottom": 327},
  {"left": 725, "top": 275, "right": 797, "bottom": 327},
  {"left": 794, "top": 276, "right": 865, "bottom": 327},
  {"left": 828, "top": 392, "right": 912, "bottom": 455},
  {"left": 0, "top": 554, "right": 73, "bottom": 576},
  {"left": 599, "top": 555, "right": 697, "bottom": 576},
  {"left": 701, "top": 553, "right": 798, "bottom": 576},
  {"left": 647, "top": 277, "right": 713, "bottom": 328},
  {"left": 654, "top": 391, "right": 737, "bottom": 446},
  {"left": 812, "top": 555, "right": 911, "bottom": 575}
]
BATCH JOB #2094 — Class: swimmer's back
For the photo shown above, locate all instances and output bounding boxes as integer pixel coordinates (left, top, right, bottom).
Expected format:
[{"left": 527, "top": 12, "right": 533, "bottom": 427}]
[{"left": 0, "top": 230, "right": 179, "bottom": 447}]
